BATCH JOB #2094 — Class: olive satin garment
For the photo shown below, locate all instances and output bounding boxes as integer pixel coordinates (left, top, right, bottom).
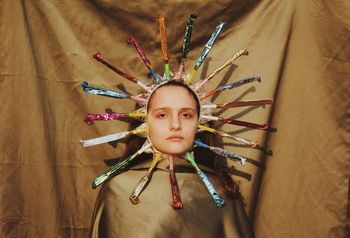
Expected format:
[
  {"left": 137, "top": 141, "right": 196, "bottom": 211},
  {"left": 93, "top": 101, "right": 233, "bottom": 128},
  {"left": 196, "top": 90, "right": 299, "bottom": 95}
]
[{"left": 90, "top": 157, "right": 255, "bottom": 238}]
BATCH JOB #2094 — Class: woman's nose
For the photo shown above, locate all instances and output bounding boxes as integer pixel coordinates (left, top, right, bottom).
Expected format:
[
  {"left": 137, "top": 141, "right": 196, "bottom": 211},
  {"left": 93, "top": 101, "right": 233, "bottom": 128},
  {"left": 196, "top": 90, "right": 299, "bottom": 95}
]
[{"left": 169, "top": 115, "right": 181, "bottom": 131}]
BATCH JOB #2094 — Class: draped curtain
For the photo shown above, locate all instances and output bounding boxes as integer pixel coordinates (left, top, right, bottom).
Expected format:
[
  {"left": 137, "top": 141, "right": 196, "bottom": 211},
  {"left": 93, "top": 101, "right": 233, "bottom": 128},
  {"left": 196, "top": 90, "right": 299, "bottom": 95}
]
[{"left": 0, "top": 0, "right": 349, "bottom": 237}]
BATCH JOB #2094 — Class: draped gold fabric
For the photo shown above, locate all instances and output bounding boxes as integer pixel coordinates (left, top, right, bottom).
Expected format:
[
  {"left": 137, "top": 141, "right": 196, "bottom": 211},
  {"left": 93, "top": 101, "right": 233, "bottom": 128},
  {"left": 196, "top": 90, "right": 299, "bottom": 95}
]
[
  {"left": 1, "top": 0, "right": 349, "bottom": 237},
  {"left": 90, "top": 158, "right": 256, "bottom": 238}
]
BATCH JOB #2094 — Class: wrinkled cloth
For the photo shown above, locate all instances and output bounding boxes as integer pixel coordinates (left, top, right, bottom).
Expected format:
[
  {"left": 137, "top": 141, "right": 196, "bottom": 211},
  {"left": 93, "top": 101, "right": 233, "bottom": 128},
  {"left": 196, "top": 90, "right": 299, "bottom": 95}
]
[
  {"left": 0, "top": 0, "right": 349, "bottom": 237},
  {"left": 90, "top": 157, "right": 255, "bottom": 238}
]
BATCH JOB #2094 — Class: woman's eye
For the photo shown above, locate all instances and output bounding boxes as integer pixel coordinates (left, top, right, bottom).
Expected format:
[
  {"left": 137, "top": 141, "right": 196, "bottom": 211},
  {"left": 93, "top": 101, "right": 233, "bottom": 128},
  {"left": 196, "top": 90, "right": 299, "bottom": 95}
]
[
  {"left": 182, "top": 113, "right": 193, "bottom": 119},
  {"left": 156, "top": 113, "right": 168, "bottom": 119}
]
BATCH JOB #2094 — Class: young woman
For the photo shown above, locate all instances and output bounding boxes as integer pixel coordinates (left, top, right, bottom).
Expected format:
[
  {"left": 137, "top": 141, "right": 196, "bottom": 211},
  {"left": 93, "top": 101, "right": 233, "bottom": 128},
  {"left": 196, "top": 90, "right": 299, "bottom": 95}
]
[{"left": 89, "top": 81, "right": 255, "bottom": 237}]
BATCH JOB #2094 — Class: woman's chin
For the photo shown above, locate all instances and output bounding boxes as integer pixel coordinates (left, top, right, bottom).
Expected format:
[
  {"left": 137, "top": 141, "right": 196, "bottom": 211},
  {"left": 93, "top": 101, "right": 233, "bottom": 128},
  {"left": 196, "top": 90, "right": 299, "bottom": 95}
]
[{"left": 156, "top": 145, "right": 191, "bottom": 157}]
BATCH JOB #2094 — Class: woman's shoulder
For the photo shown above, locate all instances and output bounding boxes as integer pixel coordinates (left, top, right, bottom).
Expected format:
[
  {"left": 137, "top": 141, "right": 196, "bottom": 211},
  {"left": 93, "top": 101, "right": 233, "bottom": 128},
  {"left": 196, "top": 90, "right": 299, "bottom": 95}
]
[{"left": 93, "top": 164, "right": 254, "bottom": 238}]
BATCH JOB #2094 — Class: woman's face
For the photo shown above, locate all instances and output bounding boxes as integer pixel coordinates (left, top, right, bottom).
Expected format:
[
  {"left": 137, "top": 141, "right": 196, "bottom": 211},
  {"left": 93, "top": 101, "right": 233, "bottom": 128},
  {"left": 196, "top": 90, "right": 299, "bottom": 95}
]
[{"left": 147, "top": 85, "right": 199, "bottom": 156}]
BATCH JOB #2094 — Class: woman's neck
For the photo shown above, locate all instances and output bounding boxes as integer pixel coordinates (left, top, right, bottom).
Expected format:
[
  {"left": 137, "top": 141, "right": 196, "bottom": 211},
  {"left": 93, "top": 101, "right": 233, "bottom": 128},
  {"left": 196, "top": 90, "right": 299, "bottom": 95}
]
[{"left": 164, "top": 154, "right": 184, "bottom": 170}]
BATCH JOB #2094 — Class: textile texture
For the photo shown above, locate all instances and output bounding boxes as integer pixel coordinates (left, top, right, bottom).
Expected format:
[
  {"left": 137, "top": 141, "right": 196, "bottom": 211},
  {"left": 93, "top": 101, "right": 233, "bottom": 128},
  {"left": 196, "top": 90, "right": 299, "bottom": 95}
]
[
  {"left": 0, "top": 0, "right": 349, "bottom": 237},
  {"left": 90, "top": 158, "right": 255, "bottom": 238}
]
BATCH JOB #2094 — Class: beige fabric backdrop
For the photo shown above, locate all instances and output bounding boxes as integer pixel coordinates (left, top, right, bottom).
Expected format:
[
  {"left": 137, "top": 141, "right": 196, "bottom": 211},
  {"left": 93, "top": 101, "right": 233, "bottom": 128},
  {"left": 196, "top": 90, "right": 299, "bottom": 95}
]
[{"left": 0, "top": 0, "right": 349, "bottom": 237}]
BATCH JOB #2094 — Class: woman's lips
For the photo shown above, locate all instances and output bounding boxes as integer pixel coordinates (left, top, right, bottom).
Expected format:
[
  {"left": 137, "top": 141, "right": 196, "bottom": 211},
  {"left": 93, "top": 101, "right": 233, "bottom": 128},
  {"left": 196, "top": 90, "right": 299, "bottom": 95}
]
[{"left": 166, "top": 135, "right": 184, "bottom": 141}]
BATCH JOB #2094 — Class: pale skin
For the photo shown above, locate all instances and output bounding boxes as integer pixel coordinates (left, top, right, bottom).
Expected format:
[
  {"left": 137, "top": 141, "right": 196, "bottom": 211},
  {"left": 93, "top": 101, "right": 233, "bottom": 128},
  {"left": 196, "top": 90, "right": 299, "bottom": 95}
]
[{"left": 146, "top": 85, "right": 199, "bottom": 162}]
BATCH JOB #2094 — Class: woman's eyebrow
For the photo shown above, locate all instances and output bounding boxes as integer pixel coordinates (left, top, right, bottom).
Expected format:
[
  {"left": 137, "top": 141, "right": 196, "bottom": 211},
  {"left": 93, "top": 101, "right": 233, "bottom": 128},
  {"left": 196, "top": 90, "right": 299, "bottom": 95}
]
[
  {"left": 179, "top": 108, "right": 197, "bottom": 112},
  {"left": 152, "top": 107, "right": 171, "bottom": 112},
  {"left": 152, "top": 107, "right": 196, "bottom": 112}
]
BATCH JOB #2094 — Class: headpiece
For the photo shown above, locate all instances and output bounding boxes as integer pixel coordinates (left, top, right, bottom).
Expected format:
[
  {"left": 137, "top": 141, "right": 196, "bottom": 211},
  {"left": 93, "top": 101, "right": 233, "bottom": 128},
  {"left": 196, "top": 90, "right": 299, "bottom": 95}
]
[{"left": 80, "top": 14, "right": 272, "bottom": 208}]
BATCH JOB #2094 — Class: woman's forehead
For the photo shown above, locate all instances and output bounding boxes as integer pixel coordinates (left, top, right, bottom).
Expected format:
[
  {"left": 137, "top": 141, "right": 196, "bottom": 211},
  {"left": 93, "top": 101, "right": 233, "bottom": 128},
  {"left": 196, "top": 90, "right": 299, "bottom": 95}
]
[{"left": 149, "top": 86, "right": 197, "bottom": 109}]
